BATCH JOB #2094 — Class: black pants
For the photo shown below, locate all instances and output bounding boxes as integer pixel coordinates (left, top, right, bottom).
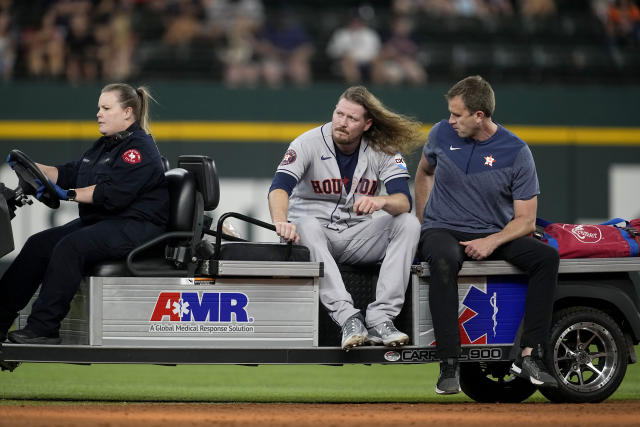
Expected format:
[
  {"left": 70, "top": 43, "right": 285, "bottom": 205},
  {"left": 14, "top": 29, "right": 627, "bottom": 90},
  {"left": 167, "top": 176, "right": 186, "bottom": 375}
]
[
  {"left": 0, "top": 217, "right": 164, "bottom": 336},
  {"left": 418, "top": 228, "right": 559, "bottom": 360}
]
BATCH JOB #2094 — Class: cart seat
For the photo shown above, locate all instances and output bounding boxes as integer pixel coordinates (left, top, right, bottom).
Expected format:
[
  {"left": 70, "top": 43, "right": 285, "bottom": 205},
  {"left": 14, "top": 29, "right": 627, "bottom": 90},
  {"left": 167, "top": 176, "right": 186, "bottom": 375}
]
[
  {"left": 89, "top": 165, "right": 200, "bottom": 277},
  {"left": 89, "top": 155, "right": 309, "bottom": 278}
]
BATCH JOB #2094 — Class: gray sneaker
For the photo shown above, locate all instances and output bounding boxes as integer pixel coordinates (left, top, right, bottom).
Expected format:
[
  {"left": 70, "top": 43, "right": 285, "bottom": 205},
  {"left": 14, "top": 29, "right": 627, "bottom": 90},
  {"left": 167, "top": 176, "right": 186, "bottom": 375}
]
[
  {"left": 341, "top": 313, "right": 367, "bottom": 351},
  {"left": 367, "top": 321, "right": 409, "bottom": 347},
  {"left": 436, "top": 358, "right": 461, "bottom": 395},
  {"left": 510, "top": 345, "right": 558, "bottom": 388}
]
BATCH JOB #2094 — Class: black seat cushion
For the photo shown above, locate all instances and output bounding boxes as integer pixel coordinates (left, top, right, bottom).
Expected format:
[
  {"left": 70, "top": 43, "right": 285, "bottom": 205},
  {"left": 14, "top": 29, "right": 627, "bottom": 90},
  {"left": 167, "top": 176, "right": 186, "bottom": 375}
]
[
  {"left": 177, "top": 155, "right": 220, "bottom": 211},
  {"left": 90, "top": 243, "right": 311, "bottom": 276},
  {"left": 88, "top": 257, "right": 179, "bottom": 277},
  {"left": 218, "top": 242, "right": 310, "bottom": 262},
  {"left": 165, "top": 168, "right": 196, "bottom": 232},
  {"left": 87, "top": 245, "right": 176, "bottom": 277}
]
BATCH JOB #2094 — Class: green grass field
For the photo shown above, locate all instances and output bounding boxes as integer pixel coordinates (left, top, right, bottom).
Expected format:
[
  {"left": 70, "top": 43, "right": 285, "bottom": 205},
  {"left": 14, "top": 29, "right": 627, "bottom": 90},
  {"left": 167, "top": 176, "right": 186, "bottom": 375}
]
[{"left": 1, "top": 350, "right": 640, "bottom": 403}]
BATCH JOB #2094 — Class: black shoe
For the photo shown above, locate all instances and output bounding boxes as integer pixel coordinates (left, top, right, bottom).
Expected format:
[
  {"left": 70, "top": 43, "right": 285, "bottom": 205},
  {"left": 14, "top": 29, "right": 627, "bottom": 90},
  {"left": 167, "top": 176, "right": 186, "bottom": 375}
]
[
  {"left": 8, "top": 328, "right": 61, "bottom": 345},
  {"left": 511, "top": 345, "right": 558, "bottom": 388},
  {"left": 0, "top": 310, "right": 17, "bottom": 342},
  {"left": 436, "top": 358, "right": 461, "bottom": 395}
]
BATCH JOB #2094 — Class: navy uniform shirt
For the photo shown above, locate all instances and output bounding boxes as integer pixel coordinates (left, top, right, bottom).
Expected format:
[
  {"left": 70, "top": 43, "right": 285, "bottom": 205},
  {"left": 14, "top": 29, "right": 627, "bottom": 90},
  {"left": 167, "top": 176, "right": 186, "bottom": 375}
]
[
  {"left": 421, "top": 120, "right": 539, "bottom": 233},
  {"left": 55, "top": 122, "right": 169, "bottom": 226}
]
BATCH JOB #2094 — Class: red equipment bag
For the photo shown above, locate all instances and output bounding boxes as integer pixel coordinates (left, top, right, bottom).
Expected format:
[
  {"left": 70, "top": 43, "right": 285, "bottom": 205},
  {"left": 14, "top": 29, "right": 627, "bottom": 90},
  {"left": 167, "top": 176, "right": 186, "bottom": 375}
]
[{"left": 536, "top": 218, "right": 640, "bottom": 258}]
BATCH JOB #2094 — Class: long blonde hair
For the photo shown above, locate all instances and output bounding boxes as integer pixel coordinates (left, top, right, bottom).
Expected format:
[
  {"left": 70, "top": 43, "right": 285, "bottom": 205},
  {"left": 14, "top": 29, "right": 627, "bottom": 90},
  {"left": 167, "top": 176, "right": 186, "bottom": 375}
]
[
  {"left": 340, "top": 86, "right": 425, "bottom": 155},
  {"left": 101, "top": 83, "right": 156, "bottom": 134}
]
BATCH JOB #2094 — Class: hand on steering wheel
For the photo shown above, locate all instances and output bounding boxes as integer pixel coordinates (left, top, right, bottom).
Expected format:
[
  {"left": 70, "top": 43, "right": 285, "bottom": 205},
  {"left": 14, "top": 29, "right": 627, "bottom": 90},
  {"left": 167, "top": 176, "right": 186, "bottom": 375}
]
[
  {"left": 6, "top": 149, "right": 60, "bottom": 209},
  {"left": 6, "top": 154, "right": 15, "bottom": 170},
  {"left": 35, "top": 178, "right": 68, "bottom": 201}
]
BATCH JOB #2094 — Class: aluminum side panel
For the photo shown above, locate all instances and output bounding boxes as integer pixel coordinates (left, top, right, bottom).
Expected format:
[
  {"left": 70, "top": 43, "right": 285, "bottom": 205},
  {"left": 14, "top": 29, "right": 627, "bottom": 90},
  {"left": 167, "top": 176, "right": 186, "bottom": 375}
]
[{"left": 98, "top": 277, "right": 318, "bottom": 347}]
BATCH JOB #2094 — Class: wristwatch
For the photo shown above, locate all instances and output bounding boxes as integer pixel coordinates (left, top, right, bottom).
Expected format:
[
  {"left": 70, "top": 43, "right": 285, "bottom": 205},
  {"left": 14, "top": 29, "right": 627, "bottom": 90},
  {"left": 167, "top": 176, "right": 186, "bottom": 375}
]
[{"left": 67, "top": 189, "right": 77, "bottom": 202}]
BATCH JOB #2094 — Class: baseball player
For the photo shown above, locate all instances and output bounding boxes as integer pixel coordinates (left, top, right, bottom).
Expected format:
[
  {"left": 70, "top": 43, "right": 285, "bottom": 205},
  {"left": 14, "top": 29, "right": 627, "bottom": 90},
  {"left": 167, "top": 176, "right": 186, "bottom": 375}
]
[{"left": 268, "top": 86, "right": 424, "bottom": 350}]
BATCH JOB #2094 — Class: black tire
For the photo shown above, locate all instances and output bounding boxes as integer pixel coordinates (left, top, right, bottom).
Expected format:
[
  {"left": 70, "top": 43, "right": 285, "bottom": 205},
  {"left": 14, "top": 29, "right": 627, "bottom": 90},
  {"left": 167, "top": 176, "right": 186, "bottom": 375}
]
[
  {"left": 460, "top": 361, "right": 537, "bottom": 403},
  {"left": 540, "top": 307, "right": 628, "bottom": 403}
]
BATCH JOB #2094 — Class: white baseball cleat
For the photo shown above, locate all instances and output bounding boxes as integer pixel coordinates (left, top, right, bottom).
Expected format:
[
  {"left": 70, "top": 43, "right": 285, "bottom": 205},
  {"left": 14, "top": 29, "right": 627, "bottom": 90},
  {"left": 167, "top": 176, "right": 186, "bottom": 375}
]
[
  {"left": 341, "top": 314, "right": 368, "bottom": 351},
  {"left": 366, "top": 321, "right": 409, "bottom": 347}
]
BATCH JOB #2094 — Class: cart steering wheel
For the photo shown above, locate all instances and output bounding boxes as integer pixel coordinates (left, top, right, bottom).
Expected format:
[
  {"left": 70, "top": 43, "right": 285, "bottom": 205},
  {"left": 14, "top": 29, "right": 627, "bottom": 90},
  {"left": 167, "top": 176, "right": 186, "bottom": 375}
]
[{"left": 7, "top": 149, "right": 60, "bottom": 209}]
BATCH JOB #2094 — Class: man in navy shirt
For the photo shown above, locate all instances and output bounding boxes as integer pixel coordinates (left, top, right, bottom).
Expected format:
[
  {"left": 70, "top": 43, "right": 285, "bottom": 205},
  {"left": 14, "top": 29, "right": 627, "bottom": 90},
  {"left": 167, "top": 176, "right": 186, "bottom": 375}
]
[{"left": 415, "top": 76, "right": 559, "bottom": 394}]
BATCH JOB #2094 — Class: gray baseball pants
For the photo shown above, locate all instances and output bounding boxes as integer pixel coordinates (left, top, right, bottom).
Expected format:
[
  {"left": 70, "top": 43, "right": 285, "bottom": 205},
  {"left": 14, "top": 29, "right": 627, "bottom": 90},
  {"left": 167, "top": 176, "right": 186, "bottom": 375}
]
[{"left": 294, "top": 213, "right": 420, "bottom": 328}]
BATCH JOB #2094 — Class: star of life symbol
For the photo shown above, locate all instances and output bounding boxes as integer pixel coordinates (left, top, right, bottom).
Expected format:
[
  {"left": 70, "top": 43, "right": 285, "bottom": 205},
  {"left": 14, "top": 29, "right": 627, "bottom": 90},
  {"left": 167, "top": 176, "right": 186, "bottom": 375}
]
[
  {"left": 489, "top": 292, "right": 498, "bottom": 337},
  {"left": 170, "top": 298, "right": 190, "bottom": 319},
  {"left": 484, "top": 155, "right": 496, "bottom": 167}
]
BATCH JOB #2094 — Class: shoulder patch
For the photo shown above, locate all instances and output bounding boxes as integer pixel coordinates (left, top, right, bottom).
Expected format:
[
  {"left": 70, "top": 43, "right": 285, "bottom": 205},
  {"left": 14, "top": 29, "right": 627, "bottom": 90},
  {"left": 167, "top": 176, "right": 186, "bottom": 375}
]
[
  {"left": 394, "top": 153, "right": 407, "bottom": 171},
  {"left": 122, "top": 149, "right": 142, "bottom": 164},
  {"left": 280, "top": 149, "right": 297, "bottom": 166}
]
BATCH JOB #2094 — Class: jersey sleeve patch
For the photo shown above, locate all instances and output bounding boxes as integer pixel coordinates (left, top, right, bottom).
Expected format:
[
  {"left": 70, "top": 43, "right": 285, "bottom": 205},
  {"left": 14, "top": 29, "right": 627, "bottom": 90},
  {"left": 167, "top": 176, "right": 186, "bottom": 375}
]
[
  {"left": 279, "top": 149, "right": 297, "bottom": 166},
  {"left": 394, "top": 153, "right": 407, "bottom": 171},
  {"left": 122, "top": 149, "right": 142, "bottom": 164}
]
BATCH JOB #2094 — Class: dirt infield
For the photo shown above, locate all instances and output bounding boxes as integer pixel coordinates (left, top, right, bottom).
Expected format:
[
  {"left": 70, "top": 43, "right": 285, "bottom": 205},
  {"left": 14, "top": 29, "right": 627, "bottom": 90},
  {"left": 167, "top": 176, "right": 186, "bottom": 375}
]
[{"left": 1, "top": 401, "right": 640, "bottom": 427}]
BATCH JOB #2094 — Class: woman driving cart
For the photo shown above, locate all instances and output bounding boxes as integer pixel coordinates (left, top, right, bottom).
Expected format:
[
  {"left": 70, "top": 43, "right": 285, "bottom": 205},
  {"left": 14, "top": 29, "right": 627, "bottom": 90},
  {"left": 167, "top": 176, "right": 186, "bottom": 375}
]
[{"left": 0, "top": 83, "right": 169, "bottom": 344}]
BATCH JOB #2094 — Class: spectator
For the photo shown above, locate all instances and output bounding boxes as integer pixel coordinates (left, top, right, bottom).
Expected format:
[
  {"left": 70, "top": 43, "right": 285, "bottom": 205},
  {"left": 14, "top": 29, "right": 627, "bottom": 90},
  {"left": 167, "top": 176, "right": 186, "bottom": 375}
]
[
  {"left": 163, "top": 1, "right": 202, "bottom": 48},
  {"left": 0, "top": 7, "right": 15, "bottom": 81},
  {"left": 95, "top": 0, "right": 135, "bottom": 80},
  {"left": 606, "top": 0, "right": 640, "bottom": 47},
  {"left": 219, "top": 12, "right": 261, "bottom": 86},
  {"left": 452, "top": 0, "right": 490, "bottom": 18},
  {"left": 107, "top": 7, "right": 136, "bottom": 80},
  {"left": 23, "top": 9, "right": 66, "bottom": 79},
  {"left": 372, "top": 16, "right": 426, "bottom": 86},
  {"left": 402, "top": 0, "right": 455, "bottom": 16},
  {"left": 592, "top": 0, "right": 613, "bottom": 25},
  {"left": 519, "top": 0, "right": 557, "bottom": 17},
  {"left": 202, "top": 0, "right": 264, "bottom": 39},
  {"left": 133, "top": 0, "right": 168, "bottom": 45},
  {"left": 206, "top": 0, "right": 265, "bottom": 86},
  {"left": 326, "top": 12, "right": 381, "bottom": 83},
  {"left": 54, "top": 0, "right": 92, "bottom": 21},
  {"left": 256, "top": 10, "right": 313, "bottom": 86},
  {"left": 131, "top": 0, "right": 168, "bottom": 74},
  {"left": 484, "top": 0, "right": 514, "bottom": 16},
  {"left": 66, "top": 13, "right": 98, "bottom": 83}
]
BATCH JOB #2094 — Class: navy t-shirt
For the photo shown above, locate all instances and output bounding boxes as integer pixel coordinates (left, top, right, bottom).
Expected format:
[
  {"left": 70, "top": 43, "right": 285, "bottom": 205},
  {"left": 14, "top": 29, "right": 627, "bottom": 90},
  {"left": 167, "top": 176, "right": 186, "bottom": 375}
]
[{"left": 421, "top": 120, "right": 539, "bottom": 233}]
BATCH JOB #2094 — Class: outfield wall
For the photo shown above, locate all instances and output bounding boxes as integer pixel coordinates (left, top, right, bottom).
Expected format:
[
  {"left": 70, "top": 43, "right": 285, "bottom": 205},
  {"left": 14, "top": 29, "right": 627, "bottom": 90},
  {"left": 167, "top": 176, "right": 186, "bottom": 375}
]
[{"left": 1, "top": 82, "right": 639, "bottom": 266}]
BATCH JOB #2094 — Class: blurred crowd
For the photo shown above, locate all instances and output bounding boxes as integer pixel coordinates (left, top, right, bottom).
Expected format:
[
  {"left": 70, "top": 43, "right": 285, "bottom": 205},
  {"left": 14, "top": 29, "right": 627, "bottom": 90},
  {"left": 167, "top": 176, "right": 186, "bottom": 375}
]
[{"left": 0, "top": 0, "right": 638, "bottom": 85}]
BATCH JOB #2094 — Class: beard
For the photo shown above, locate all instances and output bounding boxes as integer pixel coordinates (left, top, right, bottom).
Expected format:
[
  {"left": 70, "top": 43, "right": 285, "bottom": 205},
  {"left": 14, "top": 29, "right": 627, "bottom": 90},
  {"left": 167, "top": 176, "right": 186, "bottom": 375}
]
[{"left": 332, "top": 127, "right": 356, "bottom": 146}]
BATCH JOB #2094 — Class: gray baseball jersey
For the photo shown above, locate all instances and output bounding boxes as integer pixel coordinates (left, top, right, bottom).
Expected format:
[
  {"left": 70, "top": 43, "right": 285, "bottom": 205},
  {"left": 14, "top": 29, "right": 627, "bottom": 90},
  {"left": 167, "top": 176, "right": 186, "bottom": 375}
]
[{"left": 276, "top": 122, "right": 410, "bottom": 231}]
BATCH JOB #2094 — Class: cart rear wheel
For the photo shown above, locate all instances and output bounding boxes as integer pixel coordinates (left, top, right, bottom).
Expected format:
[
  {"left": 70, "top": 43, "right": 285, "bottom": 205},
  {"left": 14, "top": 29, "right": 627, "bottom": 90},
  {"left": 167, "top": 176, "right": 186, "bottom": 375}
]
[{"left": 540, "top": 307, "right": 628, "bottom": 403}]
